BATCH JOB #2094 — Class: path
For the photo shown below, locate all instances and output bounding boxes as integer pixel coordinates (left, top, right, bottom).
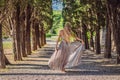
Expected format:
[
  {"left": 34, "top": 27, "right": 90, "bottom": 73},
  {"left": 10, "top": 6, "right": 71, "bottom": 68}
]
[{"left": 0, "top": 39, "right": 120, "bottom": 80}]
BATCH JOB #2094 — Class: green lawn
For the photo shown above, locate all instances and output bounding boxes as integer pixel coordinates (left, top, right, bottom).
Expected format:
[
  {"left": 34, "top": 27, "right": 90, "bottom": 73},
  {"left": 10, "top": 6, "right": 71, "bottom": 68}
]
[{"left": 3, "top": 41, "right": 12, "bottom": 49}]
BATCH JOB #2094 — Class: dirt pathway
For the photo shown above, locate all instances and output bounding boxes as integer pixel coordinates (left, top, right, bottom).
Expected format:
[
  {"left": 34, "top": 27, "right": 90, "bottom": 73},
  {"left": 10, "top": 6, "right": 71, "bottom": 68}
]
[{"left": 0, "top": 39, "right": 120, "bottom": 80}]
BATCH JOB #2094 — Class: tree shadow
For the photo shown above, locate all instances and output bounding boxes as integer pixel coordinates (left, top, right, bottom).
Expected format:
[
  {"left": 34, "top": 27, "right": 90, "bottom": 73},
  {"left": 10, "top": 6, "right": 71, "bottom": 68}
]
[
  {"left": 1, "top": 42, "right": 120, "bottom": 76},
  {"left": 0, "top": 70, "right": 120, "bottom": 76},
  {"left": 38, "top": 47, "right": 55, "bottom": 52},
  {"left": 38, "top": 55, "right": 51, "bottom": 58},
  {"left": 7, "top": 64, "right": 49, "bottom": 69},
  {"left": 23, "top": 59, "right": 48, "bottom": 62}
]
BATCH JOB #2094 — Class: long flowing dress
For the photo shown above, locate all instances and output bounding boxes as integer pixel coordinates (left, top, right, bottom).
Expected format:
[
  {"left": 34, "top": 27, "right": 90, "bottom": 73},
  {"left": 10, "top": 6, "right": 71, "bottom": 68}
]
[
  {"left": 48, "top": 38, "right": 85, "bottom": 70},
  {"left": 65, "top": 41, "right": 85, "bottom": 68}
]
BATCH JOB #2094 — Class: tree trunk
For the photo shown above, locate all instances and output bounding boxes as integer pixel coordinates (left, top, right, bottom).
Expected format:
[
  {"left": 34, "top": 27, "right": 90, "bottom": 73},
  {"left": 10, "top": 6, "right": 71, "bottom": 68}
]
[
  {"left": 95, "top": 0, "right": 102, "bottom": 55},
  {"left": 89, "top": 8, "right": 94, "bottom": 51},
  {"left": 90, "top": 31, "right": 94, "bottom": 51},
  {"left": 40, "top": 26, "right": 44, "bottom": 46},
  {"left": 95, "top": 26, "right": 101, "bottom": 54},
  {"left": 0, "top": 24, "right": 6, "bottom": 68},
  {"left": 26, "top": 4, "right": 32, "bottom": 55},
  {"left": 113, "top": 3, "right": 120, "bottom": 64},
  {"left": 107, "top": 0, "right": 120, "bottom": 63},
  {"left": 76, "top": 31, "right": 82, "bottom": 39},
  {"left": 10, "top": 12, "right": 17, "bottom": 61},
  {"left": 32, "top": 21, "right": 37, "bottom": 51},
  {"left": 4, "top": 54, "right": 10, "bottom": 65},
  {"left": 104, "top": 8, "right": 111, "bottom": 58},
  {"left": 82, "top": 23, "right": 89, "bottom": 49},
  {"left": 12, "top": 27, "right": 17, "bottom": 61},
  {"left": 15, "top": 3, "right": 22, "bottom": 60},
  {"left": 42, "top": 28, "right": 45, "bottom": 45},
  {"left": 39, "top": 28, "right": 42, "bottom": 47},
  {"left": 20, "top": 12, "right": 27, "bottom": 57},
  {"left": 35, "top": 23, "right": 41, "bottom": 48},
  {"left": 44, "top": 32, "right": 46, "bottom": 45}
]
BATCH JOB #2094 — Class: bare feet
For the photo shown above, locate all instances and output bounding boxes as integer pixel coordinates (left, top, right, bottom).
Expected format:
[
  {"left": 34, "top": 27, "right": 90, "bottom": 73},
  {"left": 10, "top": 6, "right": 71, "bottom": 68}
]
[{"left": 61, "top": 68, "right": 66, "bottom": 72}]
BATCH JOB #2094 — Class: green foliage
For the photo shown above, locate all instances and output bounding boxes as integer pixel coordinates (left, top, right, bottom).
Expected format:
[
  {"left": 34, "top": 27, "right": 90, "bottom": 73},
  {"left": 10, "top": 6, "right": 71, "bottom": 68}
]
[
  {"left": 87, "top": 31, "right": 91, "bottom": 40},
  {"left": 0, "top": 0, "right": 5, "bottom": 7},
  {"left": 62, "top": 0, "right": 106, "bottom": 33},
  {"left": 32, "top": 0, "right": 53, "bottom": 32},
  {"left": 51, "top": 10, "right": 63, "bottom": 34},
  {"left": 46, "top": 33, "right": 52, "bottom": 38},
  {"left": 0, "top": 0, "right": 5, "bottom": 15},
  {"left": 46, "top": 33, "right": 57, "bottom": 38},
  {"left": 2, "top": 35, "right": 9, "bottom": 39}
]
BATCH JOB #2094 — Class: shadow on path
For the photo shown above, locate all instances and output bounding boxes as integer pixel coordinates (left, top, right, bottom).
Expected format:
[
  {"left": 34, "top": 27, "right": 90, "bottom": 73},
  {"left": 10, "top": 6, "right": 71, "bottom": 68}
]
[{"left": 0, "top": 39, "right": 120, "bottom": 77}]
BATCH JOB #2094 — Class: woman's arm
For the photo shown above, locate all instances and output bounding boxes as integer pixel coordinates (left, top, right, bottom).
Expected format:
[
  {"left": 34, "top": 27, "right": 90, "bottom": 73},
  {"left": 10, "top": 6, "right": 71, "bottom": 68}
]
[
  {"left": 76, "top": 37, "right": 84, "bottom": 44},
  {"left": 71, "top": 31, "right": 84, "bottom": 44},
  {"left": 72, "top": 36, "right": 84, "bottom": 52}
]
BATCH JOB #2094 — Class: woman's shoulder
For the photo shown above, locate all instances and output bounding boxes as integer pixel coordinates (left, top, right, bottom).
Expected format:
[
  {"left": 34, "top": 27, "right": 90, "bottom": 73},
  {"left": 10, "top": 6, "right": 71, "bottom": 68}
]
[
  {"left": 59, "top": 29, "right": 64, "bottom": 34},
  {"left": 59, "top": 29, "right": 64, "bottom": 32},
  {"left": 58, "top": 30, "right": 64, "bottom": 36}
]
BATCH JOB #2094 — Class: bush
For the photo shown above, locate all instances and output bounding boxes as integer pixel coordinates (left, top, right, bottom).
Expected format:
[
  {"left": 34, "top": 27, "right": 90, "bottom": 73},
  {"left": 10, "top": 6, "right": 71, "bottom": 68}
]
[
  {"left": 46, "top": 33, "right": 57, "bottom": 38},
  {"left": 46, "top": 34, "right": 52, "bottom": 38},
  {"left": 3, "top": 36, "right": 9, "bottom": 39}
]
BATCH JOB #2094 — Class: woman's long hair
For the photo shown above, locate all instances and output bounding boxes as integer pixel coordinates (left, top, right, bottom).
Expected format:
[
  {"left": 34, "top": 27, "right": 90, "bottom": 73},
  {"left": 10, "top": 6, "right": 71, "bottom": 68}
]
[{"left": 63, "top": 22, "right": 72, "bottom": 42}]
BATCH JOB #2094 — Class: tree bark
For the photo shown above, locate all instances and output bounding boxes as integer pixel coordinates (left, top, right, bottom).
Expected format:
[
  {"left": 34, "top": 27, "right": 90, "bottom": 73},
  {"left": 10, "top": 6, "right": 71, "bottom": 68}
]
[
  {"left": 90, "top": 31, "right": 94, "bottom": 51},
  {"left": 12, "top": 26, "right": 17, "bottom": 61},
  {"left": 0, "top": 24, "right": 6, "bottom": 68},
  {"left": 39, "top": 27, "right": 42, "bottom": 47},
  {"left": 95, "top": 26, "right": 101, "bottom": 54},
  {"left": 26, "top": 4, "right": 32, "bottom": 55},
  {"left": 44, "top": 32, "right": 46, "bottom": 45},
  {"left": 76, "top": 30, "right": 82, "bottom": 40},
  {"left": 107, "top": 0, "right": 120, "bottom": 63},
  {"left": 79, "top": 31, "right": 82, "bottom": 39},
  {"left": 32, "top": 21, "right": 37, "bottom": 51},
  {"left": 15, "top": 3, "right": 22, "bottom": 60},
  {"left": 4, "top": 54, "right": 10, "bottom": 65},
  {"left": 104, "top": 7, "right": 111, "bottom": 58},
  {"left": 82, "top": 23, "right": 89, "bottom": 49},
  {"left": 20, "top": 12, "right": 27, "bottom": 57},
  {"left": 10, "top": 12, "right": 17, "bottom": 61},
  {"left": 40, "top": 26, "right": 44, "bottom": 46},
  {"left": 35, "top": 23, "right": 41, "bottom": 48},
  {"left": 95, "top": 0, "right": 102, "bottom": 55}
]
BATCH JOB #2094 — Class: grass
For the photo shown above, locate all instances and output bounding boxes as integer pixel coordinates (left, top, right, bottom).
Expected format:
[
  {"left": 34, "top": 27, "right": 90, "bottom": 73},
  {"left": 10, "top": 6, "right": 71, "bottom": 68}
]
[{"left": 3, "top": 41, "right": 12, "bottom": 49}]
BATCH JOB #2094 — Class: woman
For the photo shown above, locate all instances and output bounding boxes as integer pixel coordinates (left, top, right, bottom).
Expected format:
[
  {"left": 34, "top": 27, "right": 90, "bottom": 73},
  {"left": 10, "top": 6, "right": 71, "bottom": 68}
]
[{"left": 48, "top": 22, "right": 85, "bottom": 72}]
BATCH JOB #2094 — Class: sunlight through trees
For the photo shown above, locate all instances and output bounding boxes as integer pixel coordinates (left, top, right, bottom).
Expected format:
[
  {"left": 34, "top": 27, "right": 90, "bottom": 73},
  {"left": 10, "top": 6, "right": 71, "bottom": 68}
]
[{"left": 0, "top": 0, "right": 120, "bottom": 69}]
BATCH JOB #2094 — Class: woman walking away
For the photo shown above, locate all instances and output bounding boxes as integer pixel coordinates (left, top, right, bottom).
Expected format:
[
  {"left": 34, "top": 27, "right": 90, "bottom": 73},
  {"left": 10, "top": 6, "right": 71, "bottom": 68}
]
[{"left": 48, "top": 22, "right": 85, "bottom": 72}]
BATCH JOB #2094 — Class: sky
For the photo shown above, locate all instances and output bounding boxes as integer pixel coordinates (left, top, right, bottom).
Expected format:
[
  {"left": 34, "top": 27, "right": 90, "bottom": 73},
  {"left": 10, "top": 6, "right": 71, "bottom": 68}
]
[{"left": 52, "top": 0, "right": 63, "bottom": 10}]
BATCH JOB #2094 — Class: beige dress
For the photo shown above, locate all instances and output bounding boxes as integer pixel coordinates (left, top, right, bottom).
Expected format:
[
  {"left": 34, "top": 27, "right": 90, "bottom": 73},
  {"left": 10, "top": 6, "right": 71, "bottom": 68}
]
[
  {"left": 65, "top": 41, "right": 85, "bottom": 68},
  {"left": 48, "top": 37, "right": 85, "bottom": 70}
]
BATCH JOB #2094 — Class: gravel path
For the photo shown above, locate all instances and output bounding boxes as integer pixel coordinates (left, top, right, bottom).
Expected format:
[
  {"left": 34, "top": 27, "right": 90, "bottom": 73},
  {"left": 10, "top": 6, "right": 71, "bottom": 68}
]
[{"left": 0, "top": 39, "right": 120, "bottom": 80}]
